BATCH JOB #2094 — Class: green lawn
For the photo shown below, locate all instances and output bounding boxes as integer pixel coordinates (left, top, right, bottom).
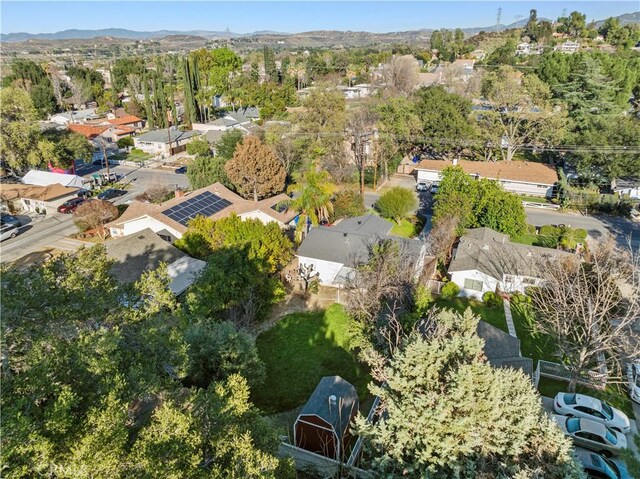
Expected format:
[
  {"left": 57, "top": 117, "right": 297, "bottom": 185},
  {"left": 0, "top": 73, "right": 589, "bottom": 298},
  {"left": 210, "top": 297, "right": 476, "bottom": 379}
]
[
  {"left": 390, "top": 215, "right": 426, "bottom": 239},
  {"left": 252, "top": 304, "right": 370, "bottom": 414},
  {"left": 518, "top": 195, "right": 551, "bottom": 204},
  {"left": 434, "top": 297, "right": 508, "bottom": 333},
  {"left": 511, "top": 302, "right": 635, "bottom": 418}
]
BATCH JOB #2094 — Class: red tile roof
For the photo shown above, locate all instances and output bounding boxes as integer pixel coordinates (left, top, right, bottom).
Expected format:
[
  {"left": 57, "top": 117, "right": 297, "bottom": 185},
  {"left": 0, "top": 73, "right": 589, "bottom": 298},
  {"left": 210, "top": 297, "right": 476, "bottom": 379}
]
[
  {"left": 68, "top": 124, "right": 107, "bottom": 139},
  {"left": 108, "top": 115, "right": 142, "bottom": 126}
]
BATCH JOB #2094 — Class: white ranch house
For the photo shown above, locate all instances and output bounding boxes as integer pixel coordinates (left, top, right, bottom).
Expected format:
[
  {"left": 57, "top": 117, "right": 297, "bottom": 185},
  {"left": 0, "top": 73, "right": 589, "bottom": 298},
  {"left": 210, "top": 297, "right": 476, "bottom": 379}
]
[
  {"left": 414, "top": 158, "right": 558, "bottom": 197},
  {"left": 448, "top": 228, "right": 571, "bottom": 299}
]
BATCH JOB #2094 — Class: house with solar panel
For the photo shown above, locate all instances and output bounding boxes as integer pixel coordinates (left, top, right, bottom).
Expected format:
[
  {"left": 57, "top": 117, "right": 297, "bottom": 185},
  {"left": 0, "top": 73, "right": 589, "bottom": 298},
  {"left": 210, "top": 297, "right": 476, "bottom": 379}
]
[{"left": 106, "top": 183, "right": 297, "bottom": 241}]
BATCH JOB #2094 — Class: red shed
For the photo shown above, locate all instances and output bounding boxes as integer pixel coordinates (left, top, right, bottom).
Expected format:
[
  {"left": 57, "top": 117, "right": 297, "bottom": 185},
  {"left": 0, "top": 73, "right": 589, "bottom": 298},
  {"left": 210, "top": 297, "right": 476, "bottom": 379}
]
[{"left": 294, "top": 376, "right": 359, "bottom": 460}]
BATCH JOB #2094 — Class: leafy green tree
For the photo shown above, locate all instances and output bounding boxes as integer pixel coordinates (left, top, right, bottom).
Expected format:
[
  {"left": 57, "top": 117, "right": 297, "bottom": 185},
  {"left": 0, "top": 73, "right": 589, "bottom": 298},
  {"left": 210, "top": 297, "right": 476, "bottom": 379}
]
[
  {"left": 296, "top": 87, "right": 347, "bottom": 166},
  {"left": 481, "top": 66, "right": 565, "bottom": 161},
  {"left": 375, "top": 96, "right": 421, "bottom": 181},
  {"left": 187, "top": 155, "right": 232, "bottom": 189},
  {"left": 185, "top": 247, "right": 285, "bottom": 325},
  {"left": 289, "top": 169, "right": 336, "bottom": 229},
  {"left": 331, "top": 188, "right": 366, "bottom": 221},
  {"left": 354, "top": 308, "right": 584, "bottom": 479},
  {"left": 111, "top": 57, "right": 146, "bottom": 93},
  {"left": 414, "top": 86, "right": 476, "bottom": 160},
  {"left": 186, "top": 137, "right": 212, "bottom": 157},
  {"left": 376, "top": 186, "right": 417, "bottom": 224},
  {"left": 176, "top": 213, "right": 293, "bottom": 273},
  {"left": 0, "top": 87, "right": 45, "bottom": 174},
  {"left": 184, "top": 321, "right": 265, "bottom": 388},
  {"left": 433, "top": 166, "right": 527, "bottom": 237},
  {"left": 214, "top": 129, "right": 244, "bottom": 159},
  {"left": 557, "top": 11, "right": 587, "bottom": 38},
  {"left": 2, "top": 59, "right": 58, "bottom": 117},
  {"left": 117, "top": 136, "right": 134, "bottom": 149}
]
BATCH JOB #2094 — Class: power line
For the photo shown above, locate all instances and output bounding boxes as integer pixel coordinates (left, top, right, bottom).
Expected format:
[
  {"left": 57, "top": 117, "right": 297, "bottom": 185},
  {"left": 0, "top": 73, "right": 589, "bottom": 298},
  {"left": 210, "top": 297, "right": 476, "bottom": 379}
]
[{"left": 273, "top": 130, "right": 640, "bottom": 154}]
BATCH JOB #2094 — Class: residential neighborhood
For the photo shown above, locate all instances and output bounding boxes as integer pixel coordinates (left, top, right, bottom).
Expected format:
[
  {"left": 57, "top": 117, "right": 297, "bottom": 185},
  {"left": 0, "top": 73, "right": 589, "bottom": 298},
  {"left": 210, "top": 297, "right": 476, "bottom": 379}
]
[{"left": 1, "top": 2, "right": 640, "bottom": 478}]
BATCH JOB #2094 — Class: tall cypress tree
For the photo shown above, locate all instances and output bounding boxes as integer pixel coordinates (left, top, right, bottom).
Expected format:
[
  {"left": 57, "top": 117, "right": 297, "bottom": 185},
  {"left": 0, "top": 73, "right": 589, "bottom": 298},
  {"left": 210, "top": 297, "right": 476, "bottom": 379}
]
[
  {"left": 143, "top": 76, "right": 155, "bottom": 130},
  {"left": 155, "top": 73, "right": 168, "bottom": 128},
  {"left": 182, "top": 58, "right": 196, "bottom": 126},
  {"left": 263, "top": 46, "right": 277, "bottom": 83}
]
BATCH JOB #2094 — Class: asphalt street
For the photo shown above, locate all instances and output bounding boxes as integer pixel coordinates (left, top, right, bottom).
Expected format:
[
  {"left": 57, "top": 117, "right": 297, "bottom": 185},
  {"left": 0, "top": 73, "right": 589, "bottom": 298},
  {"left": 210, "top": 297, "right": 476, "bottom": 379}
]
[{"left": 1, "top": 163, "right": 190, "bottom": 264}]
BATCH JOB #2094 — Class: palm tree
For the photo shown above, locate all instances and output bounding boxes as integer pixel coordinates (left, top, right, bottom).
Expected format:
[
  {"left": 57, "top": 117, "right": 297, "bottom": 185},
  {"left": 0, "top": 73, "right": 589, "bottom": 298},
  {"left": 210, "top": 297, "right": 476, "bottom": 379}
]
[{"left": 289, "top": 170, "right": 335, "bottom": 240}]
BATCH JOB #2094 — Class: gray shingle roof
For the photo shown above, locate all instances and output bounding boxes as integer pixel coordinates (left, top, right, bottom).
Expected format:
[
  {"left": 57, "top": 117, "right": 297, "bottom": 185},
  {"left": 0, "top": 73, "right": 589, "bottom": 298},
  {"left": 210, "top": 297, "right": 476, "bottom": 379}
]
[
  {"left": 135, "top": 127, "right": 200, "bottom": 144},
  {"left": 105, "top": 228, "right": 188, "bottom": 284},
  {"left": 449, "top": 227, "right": 570, "bottom": 280},
  {"left": 298, "top": 376, "right": 359, "bottom": 437},
  {"left": 297, "top": 215, "right": 421, "bottom": 266}
]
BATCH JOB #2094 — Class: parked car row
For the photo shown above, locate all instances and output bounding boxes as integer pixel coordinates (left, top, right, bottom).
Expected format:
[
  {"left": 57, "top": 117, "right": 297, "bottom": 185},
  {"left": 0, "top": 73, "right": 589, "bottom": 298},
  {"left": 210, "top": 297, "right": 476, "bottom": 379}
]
[
  {"left": 552, "top": 392, "right": 631, "bottom": 478},
  {"left": 627, "top": 361, "right": 640, "bottom": 405},
  {"left": 415, "top": 181, "right": 439, "bottom": 194}
]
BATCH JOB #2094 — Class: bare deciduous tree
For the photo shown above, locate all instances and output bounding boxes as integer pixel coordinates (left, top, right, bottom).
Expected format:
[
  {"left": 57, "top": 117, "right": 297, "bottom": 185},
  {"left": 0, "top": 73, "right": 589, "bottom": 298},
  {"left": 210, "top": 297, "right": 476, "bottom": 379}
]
[
  {"left": 347, "top": 101, "right": 378, "bottom": 195},
  {"left": 425, "top": 215, "right": 459, "bottom": 262},
  {"left": 530, "top": 240, "right": 640, "bottom": 391},
  {"left": 383, "top": 55, "right": 420, "bottom": 95},
  {"left": 346, "top": 238, "right": 420, "bottom": 355},
  {"left": 73, "top": 200, "right": 119, "bottom": 240}
]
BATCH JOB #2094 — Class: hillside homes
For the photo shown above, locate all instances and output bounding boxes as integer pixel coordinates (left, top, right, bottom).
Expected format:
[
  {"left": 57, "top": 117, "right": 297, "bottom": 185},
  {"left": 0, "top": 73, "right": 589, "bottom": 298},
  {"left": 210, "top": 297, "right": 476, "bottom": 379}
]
[{"left": 414, "top": 159, "right": 558, "bottom": 197}]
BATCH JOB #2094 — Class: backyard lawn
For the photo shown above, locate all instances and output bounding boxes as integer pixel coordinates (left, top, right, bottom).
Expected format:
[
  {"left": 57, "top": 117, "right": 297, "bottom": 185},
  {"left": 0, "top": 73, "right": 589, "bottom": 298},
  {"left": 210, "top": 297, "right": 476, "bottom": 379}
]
[
  {"left": 252, "top": 304, "right": 370, "bottom": 414},
  {"left": 390, "top": 215, "right": 426, "bottom": 239},
  {"left": 434, "top": 296, "right": 508, "bottom": 333}
]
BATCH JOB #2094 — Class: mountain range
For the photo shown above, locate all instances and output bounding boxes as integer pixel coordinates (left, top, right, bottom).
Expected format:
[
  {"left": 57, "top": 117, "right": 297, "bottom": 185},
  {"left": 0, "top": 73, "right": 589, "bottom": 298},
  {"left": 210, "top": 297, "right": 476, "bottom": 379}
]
[{"left": 1, "top": 11, "right": 637, "bottom": 44}]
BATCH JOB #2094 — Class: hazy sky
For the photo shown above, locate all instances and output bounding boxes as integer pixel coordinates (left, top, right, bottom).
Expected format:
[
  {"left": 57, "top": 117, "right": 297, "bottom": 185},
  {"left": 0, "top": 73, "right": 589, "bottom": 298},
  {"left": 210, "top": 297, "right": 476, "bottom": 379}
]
[{"left": 1, "top": 1, "right": 637, "bottom": 34}]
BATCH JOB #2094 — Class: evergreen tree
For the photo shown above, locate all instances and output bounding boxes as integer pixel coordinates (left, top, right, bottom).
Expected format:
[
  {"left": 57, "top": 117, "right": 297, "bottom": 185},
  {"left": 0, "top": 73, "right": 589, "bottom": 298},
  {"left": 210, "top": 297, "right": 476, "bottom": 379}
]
[
  {"left": 263, "top": 46, "right": 278, "bottom": 83},
  {"left": 355, "top": 308, "right": 584, "bottom": 479},
  {"left": 250, "top": 61, "right": 260, "bottom": 82},
  {"left": 143, "top": 76, "right": 155, "bottom": 129}
]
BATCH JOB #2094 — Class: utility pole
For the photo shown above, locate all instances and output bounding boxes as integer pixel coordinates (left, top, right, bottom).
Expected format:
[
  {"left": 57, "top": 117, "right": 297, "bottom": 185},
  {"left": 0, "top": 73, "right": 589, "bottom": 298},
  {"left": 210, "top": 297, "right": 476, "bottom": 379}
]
[
  {"left": 496, "top": 7, "right": 502, "bottom": 31},
  {"left": 100, "top": 137, "right": 111, "bottom": 183},
  {"left": 350, "top": 130, "right": 373, "bottom": 196}
]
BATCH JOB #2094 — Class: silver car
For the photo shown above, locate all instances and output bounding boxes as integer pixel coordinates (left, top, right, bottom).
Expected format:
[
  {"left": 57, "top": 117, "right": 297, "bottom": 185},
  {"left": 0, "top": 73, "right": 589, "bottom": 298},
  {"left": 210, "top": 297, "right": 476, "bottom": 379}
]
[
  {"left": 552, "top": 414, "right": 627, "bottom": 456},
  {"left": 553, "top": 392, "right": 630, "bottom": 434},
  {"left": 0, "top": 224, "right": 18, "bottom": 241}
]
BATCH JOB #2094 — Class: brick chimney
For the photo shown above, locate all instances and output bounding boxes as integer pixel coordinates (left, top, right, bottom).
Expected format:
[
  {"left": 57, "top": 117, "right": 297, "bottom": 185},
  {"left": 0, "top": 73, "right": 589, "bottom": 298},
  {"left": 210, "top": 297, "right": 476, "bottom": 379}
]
[{"left": 175, "top": 189, "right": 185, "bottom": 199}]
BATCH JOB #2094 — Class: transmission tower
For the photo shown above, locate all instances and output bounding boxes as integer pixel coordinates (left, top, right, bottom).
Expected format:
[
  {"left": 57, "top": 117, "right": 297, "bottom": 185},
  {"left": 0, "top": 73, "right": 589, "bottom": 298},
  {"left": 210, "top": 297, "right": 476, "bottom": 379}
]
[
  {"left": 496, "top": 7, "right": 502, "bottom": 31},
  {"left": 561, "top": 8, "right": 567, "bottom": 18}
]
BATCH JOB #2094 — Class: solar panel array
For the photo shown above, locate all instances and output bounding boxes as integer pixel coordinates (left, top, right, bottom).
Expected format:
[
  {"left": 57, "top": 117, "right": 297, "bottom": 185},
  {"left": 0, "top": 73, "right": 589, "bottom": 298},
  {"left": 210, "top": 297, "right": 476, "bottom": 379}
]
[{"left": 162, "top": 191, "right": 232, "bottom": 226}]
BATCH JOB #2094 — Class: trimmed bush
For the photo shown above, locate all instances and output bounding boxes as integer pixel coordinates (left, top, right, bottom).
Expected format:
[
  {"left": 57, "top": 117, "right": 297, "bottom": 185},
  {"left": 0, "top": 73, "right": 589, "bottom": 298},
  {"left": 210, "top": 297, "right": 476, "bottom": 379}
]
[
  {"left": 539, "top": 225, "right": 560, "bottom": 237},
  {"left": 510, "top": 291, "right": 531, "bottom": 306},
  {"left": 573, "top": 228, "right": 587, "bottom": 242},
  {"left": 526, "top": 224, "right": 537, "bottom": 234},
  {"left": 482, "top": 291, "right": 503, "bottom": 308},
  {"left": 440, "top": 281, "right": 460, "bottom": 300},
  {"left": 376, "top": 186, "right": 417, "bottom": 224}
]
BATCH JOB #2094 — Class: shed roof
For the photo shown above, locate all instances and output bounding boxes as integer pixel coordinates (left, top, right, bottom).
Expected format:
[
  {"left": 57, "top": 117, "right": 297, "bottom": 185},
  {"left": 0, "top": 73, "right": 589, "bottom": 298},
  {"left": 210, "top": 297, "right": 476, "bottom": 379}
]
[
  {"left": 105, "top": 228, "right": 205, "bottom": 293},
  {"left": 415, "top": 159, "right": 558, "bottom": 185},
  {"left": 298, "top": 376, "right": 359, "bottom": 438}
]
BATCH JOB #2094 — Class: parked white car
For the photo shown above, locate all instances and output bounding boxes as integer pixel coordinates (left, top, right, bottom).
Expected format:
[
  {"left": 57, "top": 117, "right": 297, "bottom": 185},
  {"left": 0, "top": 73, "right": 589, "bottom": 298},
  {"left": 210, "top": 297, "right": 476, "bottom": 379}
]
[
  {"left": 553, "top": 393, "right": 630, "bottom": 434},
  {"left": 415, "top": 181, "right": 429, "bottom": 192},
  {"left": 552, "top": 414, "right": 627, "bottom": 455},
  {"left": 0, "top": 224, "right": 18, "bottom": 241}
]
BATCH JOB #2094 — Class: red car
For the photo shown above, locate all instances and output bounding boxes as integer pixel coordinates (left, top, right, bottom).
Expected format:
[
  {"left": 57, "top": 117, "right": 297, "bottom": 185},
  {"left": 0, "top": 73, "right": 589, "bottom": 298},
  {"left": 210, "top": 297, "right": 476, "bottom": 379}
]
[{"left": 57, "top": 197, "right": 86, "bottom": 214}]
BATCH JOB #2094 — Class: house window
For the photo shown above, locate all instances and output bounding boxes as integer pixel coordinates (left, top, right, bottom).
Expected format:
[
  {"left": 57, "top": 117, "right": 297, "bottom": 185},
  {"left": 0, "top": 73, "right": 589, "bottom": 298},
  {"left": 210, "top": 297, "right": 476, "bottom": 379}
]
[
  {"left": 522, "top": 277, "right": 537, "bottom": 285},
  {"left": 464, "top": 278, "right": 484, "bottom": 291}
]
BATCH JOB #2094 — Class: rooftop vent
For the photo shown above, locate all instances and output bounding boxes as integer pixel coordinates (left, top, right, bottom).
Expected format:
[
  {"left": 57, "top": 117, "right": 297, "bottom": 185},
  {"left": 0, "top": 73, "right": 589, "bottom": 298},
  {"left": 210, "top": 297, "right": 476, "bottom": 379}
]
[
  {"left": 482, "top": 244, "right": 490, "bottom": 250},
  {"left": 343, "top": 232, "right": 347, "bottom": 238},
  {"left": 329, "top": 395, "right": 337, "bottom": 406}
]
